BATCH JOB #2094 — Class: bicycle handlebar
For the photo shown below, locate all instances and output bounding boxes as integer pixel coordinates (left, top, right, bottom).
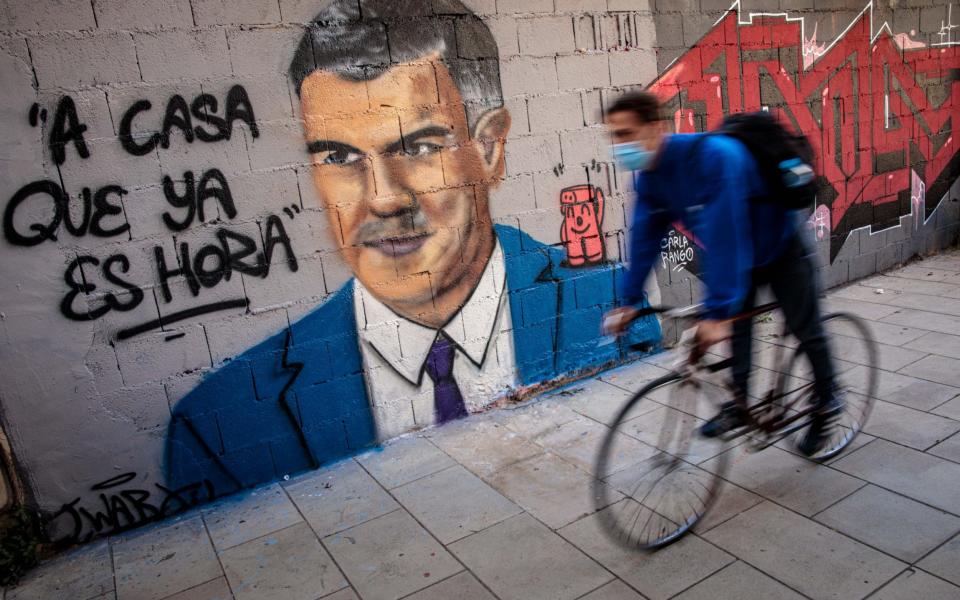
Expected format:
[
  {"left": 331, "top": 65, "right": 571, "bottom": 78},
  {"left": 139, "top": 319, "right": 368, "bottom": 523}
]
[
  {"left": 632, "top": 304, "right": 704, "bottom": 320},
  {"left": 637, "top": 301, "right": 782, "bottom": 322}
]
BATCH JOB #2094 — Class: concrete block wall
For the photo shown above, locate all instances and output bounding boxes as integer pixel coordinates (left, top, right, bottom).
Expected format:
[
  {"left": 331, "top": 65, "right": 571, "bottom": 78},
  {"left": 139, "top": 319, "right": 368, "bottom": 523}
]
[{"left": 0, "top": 0, "right": 956, "bottom": 544}]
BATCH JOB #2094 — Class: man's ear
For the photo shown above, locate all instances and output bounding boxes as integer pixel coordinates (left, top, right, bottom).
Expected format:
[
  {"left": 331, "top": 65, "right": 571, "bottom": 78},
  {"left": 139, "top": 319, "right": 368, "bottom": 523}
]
[{"left": 473, "top": 107, "right": 511, "bottom": 180}]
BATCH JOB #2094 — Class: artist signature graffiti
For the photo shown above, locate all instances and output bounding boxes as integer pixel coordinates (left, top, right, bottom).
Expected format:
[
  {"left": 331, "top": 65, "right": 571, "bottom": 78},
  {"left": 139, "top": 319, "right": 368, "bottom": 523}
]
[{"left": 48, "top": 472, "right": 215, "bottom": 543}]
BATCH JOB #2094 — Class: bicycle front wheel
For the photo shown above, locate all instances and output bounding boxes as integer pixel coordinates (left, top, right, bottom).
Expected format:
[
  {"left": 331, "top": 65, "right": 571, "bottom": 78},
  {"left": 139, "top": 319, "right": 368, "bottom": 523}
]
[{"left": 593, "top": 372, "right": 730, "bottom": 551}]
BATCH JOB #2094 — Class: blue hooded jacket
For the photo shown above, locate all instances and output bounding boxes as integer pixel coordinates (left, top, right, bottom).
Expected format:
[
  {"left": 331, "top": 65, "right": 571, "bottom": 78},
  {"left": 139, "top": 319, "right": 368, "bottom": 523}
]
[{"left": 623, "top": 133, "right": 799, "bottom": 319}]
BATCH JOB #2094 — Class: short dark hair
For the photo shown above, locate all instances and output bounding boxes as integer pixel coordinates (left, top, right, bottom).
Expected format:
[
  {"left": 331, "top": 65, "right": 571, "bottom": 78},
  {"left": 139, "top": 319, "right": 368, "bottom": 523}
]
[
  {"left": 288, "top": 0, "right": 503, "bottom": 132},
  {"left": 607, "top": 91, "right": 663, "bottom": 124}
]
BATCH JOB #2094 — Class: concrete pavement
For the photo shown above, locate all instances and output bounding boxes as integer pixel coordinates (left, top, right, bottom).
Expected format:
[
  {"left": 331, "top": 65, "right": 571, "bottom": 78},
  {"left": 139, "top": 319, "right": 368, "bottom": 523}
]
[{"left": 7, "top": 251, "right": 960, "bottom": 600}]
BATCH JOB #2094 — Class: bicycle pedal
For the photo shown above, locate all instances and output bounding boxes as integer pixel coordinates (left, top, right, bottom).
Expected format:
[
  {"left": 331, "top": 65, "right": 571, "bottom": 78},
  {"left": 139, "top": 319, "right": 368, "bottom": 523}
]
[
  {"left": 745, "top": 439, "right": 772, "bottom": 453},
  {"left": 718, "top": 425, "right": 751, "bottom": 442}
]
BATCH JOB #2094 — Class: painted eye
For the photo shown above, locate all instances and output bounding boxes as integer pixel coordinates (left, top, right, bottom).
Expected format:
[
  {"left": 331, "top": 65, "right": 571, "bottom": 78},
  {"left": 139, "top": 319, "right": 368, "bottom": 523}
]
[
  {"left": 406, "top": 142, "right": 442, "bottom": 157},
  {"left": 321, "top": 150, "right": 363, "bottom": 166}
]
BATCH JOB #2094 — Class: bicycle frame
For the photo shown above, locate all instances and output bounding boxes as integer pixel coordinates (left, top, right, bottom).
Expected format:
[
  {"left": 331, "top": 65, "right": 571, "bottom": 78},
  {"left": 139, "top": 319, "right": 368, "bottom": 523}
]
[
  {"left": 663, "top": 301, "right": 821, "bottom": 450},
  {"left": 594, "top": 301, "right": 876, "bottom": 551}
]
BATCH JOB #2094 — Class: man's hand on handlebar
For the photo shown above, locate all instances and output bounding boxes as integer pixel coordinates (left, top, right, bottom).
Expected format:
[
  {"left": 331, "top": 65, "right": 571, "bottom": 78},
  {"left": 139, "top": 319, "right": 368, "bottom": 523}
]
[
  {"left": 691, "top": 318, "right": 731, "bottom": 362},
  {"left": 601, "top": 305, "right": 731, "bottom": 362},
  {"left": 695, "top": 319, "right": 731, "bottom": 349},
  {"left": 602, "top": 306, "right": 640, "bottom": 336}
]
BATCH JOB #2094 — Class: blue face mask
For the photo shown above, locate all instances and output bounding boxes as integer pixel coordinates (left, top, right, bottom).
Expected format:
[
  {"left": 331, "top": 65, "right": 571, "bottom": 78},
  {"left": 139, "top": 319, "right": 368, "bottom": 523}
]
[{"left": 612, "top": 142, "right": 652, "bottom": 172}]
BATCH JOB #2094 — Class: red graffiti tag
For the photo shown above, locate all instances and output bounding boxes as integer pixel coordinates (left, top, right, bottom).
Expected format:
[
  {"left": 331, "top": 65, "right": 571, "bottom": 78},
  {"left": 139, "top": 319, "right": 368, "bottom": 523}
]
[{"left": 648, "top": 8, "right": 959, "bottom": 261}]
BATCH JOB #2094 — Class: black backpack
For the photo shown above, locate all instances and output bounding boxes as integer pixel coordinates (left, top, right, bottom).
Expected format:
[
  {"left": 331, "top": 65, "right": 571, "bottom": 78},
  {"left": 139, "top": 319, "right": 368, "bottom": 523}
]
[{"left": 709, "top": 111, "right": 817, "bottom": 210}]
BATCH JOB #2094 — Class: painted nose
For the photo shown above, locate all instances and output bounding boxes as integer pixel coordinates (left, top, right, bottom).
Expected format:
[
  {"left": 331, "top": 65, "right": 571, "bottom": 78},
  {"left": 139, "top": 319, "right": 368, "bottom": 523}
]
[{"left": 369, "top": 154, "right": 417, "bottom": 218}]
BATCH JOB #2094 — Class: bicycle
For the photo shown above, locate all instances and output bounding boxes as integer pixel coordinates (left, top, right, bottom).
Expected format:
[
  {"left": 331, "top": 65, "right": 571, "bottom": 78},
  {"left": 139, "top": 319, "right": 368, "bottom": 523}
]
[{"left": 592, "top": 301, "right": 878, "bottom": 551}]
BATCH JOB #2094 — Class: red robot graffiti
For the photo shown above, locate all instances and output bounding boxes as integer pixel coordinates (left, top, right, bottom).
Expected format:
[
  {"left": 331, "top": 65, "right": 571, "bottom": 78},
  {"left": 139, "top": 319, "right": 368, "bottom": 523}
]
[{"left": 560, "top": 184, "right": 605, "bottom": 267}]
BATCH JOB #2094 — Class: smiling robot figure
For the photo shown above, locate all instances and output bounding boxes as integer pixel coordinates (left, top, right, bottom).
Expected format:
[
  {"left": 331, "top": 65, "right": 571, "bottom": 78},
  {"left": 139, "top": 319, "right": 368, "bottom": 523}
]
[{"left": 560, "top": 184, "right": 606, "bottom": 267}]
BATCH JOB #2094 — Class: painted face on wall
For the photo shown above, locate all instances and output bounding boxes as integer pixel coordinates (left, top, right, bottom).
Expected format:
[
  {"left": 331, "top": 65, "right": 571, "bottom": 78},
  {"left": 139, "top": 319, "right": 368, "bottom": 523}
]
[{"left": 300, "top": 55, "right": 510, "bottom": 324}]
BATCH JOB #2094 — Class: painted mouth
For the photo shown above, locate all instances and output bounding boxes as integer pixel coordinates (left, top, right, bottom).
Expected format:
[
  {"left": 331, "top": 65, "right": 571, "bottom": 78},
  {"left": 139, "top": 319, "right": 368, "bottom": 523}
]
[{"left": 363, "top": 233, "right": 431, "bottom": 258}]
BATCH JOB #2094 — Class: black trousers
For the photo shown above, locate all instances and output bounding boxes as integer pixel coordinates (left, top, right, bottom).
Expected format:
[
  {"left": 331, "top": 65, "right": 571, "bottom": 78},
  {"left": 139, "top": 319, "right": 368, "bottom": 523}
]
[{"left": 731, "top": 233, "right": 836, "bottom": 403}]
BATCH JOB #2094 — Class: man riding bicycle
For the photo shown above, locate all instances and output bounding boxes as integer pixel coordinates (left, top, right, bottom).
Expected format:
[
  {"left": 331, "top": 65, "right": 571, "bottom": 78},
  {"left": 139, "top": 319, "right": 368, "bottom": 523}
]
[{"left": 601, "top": 91, "right": 841, "bottom": 456}]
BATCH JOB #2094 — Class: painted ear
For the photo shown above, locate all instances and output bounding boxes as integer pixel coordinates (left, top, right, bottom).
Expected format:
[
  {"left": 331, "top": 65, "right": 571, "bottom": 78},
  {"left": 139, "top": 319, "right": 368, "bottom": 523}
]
[{"left": 473, "top": 106, "right": 511, "bottom": 179}]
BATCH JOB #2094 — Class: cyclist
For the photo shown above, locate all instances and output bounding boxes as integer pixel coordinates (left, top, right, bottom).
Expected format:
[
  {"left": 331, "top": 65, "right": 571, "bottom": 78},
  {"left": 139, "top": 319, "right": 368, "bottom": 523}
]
[{"left": 601, "top": 91, "right": 841, "bottom": 456}]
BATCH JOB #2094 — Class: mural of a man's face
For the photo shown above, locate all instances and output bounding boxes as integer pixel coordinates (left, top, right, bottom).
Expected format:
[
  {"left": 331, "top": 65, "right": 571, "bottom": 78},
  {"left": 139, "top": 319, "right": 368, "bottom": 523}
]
[{"left": 300, "top": 56, "right": 510, "bottom": 324}]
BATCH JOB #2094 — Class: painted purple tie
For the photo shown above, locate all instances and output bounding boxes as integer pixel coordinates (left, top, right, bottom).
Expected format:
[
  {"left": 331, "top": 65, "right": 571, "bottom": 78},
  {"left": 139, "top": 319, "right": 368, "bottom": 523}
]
[{"left": 424, "top": 333, "right": 468, "bottom": 423}]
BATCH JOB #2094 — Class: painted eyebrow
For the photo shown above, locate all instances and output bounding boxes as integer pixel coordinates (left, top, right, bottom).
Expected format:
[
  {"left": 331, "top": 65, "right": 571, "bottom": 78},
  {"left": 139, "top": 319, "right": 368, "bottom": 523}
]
[
  {"left": 306, "top": 139, "right": 363, "bottom": 156},
  {"left": 383, "top": 125, "right": 453, "bottom": 155}
]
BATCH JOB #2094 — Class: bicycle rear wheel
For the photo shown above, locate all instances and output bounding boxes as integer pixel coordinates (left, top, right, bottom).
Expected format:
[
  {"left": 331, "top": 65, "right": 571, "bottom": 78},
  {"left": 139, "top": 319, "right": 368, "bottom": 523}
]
[
  {"left": 593, "top": 372, "right": 730, "bottom": 550},
  {"left": 775, "top": 311, "right": 878, "bottom": 461}
]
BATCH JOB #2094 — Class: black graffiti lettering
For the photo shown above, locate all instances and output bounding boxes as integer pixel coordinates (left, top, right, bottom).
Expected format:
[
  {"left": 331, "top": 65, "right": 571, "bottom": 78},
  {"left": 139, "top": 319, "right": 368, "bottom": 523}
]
[
  {"left": 193, "top": 243, "right": 228, "bottom": 288},
  {"left": 203, "top": 479, "right": 215, "bottom": 503},
  {"left": 76, "top": 494, "right": 124, "bottom": 537},
  {"left": 90, "top": 185, "right": 129, "bottom": 238},
  {"left": 78, "top": 497, "right": 122, "bottom": 537},
  {"left": 49, "top": 498, "right": 84, "bottom": 543},
  {"left": 263, "top": 215, "right": 298, "bottom": 272},
  {"left": 191, "top": 94, "right": 229, "bottom": 143},
  {"left": 3, "top": 180, "right": 64, "bottom": 246},
  {"left": 118, "top": 99, "right": 161, "bottom": 156},
  {"left": 28, "top": 103, "right": 45, "bottom": 127},
  {"left": 218, "top": 229, "right": 267, "bottom": 277},
  {"left": 109, "top": 494, "right": 136, "bottom": 529},
  {"left": 162, "top": 169, "right": 236, "bottom": 232},
  {"left": 48, "top": 473, "right": 216, "bottom": 544},
  {"left": 102, "top": 254, "right": 144, "bottom": 312},
  {"left": 153, "top": 219, "right": 297, "bottom": 307},
  {"left": 155, "top": 243, "right": 200, "bottom": 302},
  {"left": 6, "top": 86, "right": 300, "bottom": 341},
  {"left": 116, "top": 299, "right": 249, "bottom": 340},
  {"left": 62, "top": 188, "right": 92, "bottom": 237},
  {"left": 156, "top": 481, "right": 213, "bottom": 515},
  {"left": 49, "top": 95, "right": 90, "bottom": 165},
  {"left": 61, "top": 254, "right": 145, "bottom": 320},
  {"left": 120, "top": 489, "right": 161, "bottom": 522},
  {"left": 225, "top": 85, "right": 259, "bottom": 139},
  {"left": 61, "top": 256, "right": 104, "bottom": 321},
  {"left": 155, "top": 484, "right": 191, "bottom": 515},
  {"left": 162, "top": 172, "right": 196, "bottom": 232},
  {"left": 197, "top": 169, "right": 236, "bottom": 222},
  {"left": 5, "top": 180, "right": 131, "bottom": 246},
  {"left": 91, "top": 472, "right": 138, "bottom": 490},
  {"left": 118, "top": 87, "right": 256, "bottom": 156},
  {"left": 178, "top": 242, "right": 202, "bottom": 296},
  {"left": 160, "top": 94, "right": 194, "bottom": 149}
]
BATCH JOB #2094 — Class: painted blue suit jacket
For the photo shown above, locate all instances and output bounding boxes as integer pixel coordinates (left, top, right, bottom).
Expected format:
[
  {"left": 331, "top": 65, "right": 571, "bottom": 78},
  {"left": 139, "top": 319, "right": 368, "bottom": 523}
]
[{"left": 165, "top": 225, "right": 660, "bottom": 494}]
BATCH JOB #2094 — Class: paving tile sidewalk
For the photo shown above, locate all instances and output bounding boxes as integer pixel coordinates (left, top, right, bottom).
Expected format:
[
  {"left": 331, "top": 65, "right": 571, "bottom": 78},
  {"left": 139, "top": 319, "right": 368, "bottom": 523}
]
[{"left": 8, "top": 251, "right": 960, "bottom": 600}]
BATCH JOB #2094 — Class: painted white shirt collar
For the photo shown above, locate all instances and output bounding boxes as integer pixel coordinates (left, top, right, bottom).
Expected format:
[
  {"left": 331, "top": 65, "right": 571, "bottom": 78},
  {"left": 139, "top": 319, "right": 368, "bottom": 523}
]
[{"left": 353, "top": 240, "right": 508, "bottom": 385}]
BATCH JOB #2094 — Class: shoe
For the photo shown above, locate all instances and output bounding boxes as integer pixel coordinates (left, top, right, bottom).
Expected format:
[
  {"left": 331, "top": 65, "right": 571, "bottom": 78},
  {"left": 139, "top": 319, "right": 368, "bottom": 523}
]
[
  {"left": 700, "top": 402, "right": 748, "bottom": 438},
  {"left": 798, "top": 391, "right": 845, "bottom": 457}
]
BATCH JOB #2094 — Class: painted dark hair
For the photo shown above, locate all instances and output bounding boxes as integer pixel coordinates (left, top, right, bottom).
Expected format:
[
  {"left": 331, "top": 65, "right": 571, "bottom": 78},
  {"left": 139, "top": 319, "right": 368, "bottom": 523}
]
[{"left": 288, "top": 0, "right": 503, "bottom": 131}]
